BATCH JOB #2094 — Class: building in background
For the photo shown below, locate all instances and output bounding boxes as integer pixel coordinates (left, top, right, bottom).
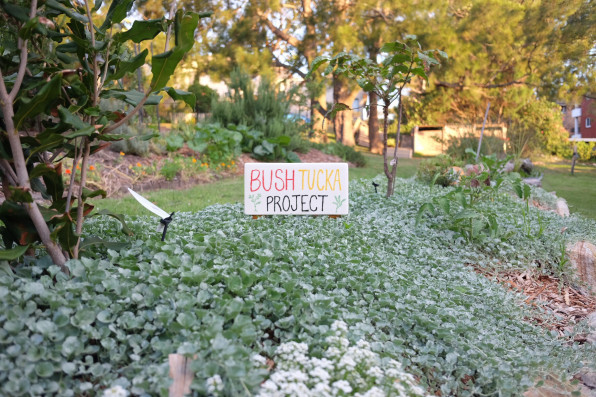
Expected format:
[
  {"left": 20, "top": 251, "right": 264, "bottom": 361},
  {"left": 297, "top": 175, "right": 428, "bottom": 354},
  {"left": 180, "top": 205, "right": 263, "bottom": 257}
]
[{"left": 560, "top": 94, "right": 596, "bottom": 139}]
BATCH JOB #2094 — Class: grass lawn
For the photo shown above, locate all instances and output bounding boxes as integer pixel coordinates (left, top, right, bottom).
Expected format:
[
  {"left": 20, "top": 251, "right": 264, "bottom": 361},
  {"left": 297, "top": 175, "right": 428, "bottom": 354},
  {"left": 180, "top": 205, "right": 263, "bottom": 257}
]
[
  {"left": 537, "top": 160, "right": 596, "bottom": 220},
  {"left": 93, "top": 153, "right": 421, "bottom": 216}
]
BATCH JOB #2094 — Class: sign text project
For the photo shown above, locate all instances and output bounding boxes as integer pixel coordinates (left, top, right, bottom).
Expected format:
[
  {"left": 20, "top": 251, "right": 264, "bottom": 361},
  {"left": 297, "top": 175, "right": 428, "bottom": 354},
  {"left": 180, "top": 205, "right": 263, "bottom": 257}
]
[{"left": 244, "top": 163, "right": 349, "bottom": 215}]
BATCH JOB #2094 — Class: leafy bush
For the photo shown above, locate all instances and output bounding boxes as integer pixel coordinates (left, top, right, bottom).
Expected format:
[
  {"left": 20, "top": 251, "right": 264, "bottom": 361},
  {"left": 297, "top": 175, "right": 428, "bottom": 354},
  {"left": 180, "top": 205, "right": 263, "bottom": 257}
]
[
  {"left": 159, "top": 158, "right": 183, "bottom": 180},
  {"left": 416, "top": 154, "right": 462, "bottom": 187},
  {"left": 311, "top": 142, "right": 367, "bottom": 167},
  {"left": 228, "top": 125, "right": 300, "bottom": 163},
  {"left": 188, "top": 123, "right": 243, "bottom": 165},
  {"left": 210, "top": 68, "right": 308, "bottom": 154},
  {"left": 445, "top": 133, "right": 506, "bottom": 161},
  {"left": 2, "top": 178, "right": 595, "bottom": 396},
  {"left": 576, "top": 141, "right": 596, "bottom": 161},
  {"left": 109, "top": 124, "right": 157, "bottom": 157},
  {"left": 187, "top": 83, "right": 217, "bottom": 114}
]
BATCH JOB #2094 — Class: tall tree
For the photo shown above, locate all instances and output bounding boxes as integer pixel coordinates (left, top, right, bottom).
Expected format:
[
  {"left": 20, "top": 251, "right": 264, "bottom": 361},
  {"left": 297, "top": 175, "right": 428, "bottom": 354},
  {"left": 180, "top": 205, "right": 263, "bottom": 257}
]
[{"left": 407, "top": 0, "right": 595, "bottom": 126}]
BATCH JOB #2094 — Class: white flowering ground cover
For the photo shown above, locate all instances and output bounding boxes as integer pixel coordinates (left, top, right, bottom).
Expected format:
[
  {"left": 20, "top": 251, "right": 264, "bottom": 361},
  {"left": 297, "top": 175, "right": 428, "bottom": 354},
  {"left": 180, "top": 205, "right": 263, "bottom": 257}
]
[{"left": 1, "top": 177, "right": 596, "bottom": 396}]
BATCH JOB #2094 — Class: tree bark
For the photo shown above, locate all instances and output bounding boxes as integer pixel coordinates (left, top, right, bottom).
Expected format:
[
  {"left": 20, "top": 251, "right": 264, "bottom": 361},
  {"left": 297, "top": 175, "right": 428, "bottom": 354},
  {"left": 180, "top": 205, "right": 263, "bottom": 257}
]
[
  {"left": 332, "top": 74, "right": 360, "bottom": 146},
  {"left": 382, "top": 100, "right": 393, "bottom": 197},
  {"left": 368, "top": 48, "right": 383, "bottom": 154}
]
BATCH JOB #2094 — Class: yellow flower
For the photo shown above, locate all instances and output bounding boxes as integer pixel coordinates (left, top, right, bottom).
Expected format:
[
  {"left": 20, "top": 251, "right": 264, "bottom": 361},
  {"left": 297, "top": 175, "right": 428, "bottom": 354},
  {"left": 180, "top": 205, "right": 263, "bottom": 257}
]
[
  {"left": 231, "top": 160, "right": 235, "bottom": 165},
  {"left": 120, "top": 151, "right": 125, "bottom": 156},
  {"left": 192, "top": 158, "right": 197, "bottom": 163},
  {"left": 221, "top": 163, "right": 225, "bottom": 167},
  {"left": 137, "top": 162, "right": 141, "bottom": 167}
]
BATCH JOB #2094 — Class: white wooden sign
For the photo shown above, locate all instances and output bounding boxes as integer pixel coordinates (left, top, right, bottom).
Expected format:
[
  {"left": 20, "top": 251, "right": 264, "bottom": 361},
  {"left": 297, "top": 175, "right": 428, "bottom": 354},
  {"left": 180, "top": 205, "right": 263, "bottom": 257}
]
[{"left": 244, "top": 163, "right": 349, "bottom": 215}]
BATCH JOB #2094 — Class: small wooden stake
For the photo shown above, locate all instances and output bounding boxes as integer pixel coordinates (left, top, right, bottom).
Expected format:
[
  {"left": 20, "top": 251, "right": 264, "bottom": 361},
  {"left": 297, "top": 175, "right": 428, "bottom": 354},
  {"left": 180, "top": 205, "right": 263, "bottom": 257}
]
[{"left": 169, "top": 354, "right": 193, "bottom": 397}]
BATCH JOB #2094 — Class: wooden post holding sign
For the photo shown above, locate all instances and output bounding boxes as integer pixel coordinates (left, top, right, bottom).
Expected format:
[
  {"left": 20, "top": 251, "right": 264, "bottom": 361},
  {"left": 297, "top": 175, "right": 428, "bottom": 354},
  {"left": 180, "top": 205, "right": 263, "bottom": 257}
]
[{"left": 244, "top": 163, "right": 349, "bottom": 215}]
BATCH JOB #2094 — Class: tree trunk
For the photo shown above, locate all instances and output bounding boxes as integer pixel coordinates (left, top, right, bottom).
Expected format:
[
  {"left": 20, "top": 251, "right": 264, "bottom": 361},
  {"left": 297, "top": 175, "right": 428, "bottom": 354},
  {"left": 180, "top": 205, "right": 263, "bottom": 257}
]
[
  {"left": 382, "top": 100, "right": 393, "bottom": 197},
  {"left": 368, "top": 47, "right": 383, "bottom": 154},
  {"left": 332, "top": 74, "right": 360, "bottom": 146},
  {"left": 0, "top": 101, "right": 68, "bottom": 270},
  {"left": 369, "top": 91, "right": 382, "bottom": 153}
]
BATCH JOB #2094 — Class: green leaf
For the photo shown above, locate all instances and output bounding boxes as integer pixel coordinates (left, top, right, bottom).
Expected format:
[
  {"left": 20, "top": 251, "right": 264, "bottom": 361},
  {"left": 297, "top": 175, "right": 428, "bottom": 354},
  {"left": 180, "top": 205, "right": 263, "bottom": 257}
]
[
  {"left": 62, "top": 336, "right": 83, "bottom": 356},
  {"left": 63, "top": 125, "right": 96, "bottom": 139},
  {"left": 327, "top": 102, "right": 350, "bottom": 119},
  {"left": 8, "top": 187, "right": 33, "bottom": 203},
  {"left": 30, "top": 163, "right": 64, "bottom": 204},
  {"left": 115, "top": 18, "right": 166, "bottom": 43},
  {"left": 58, "top": 106, "right": 92, "bottom": 130},
  {"left": 416, "top": 202, "right": 435, "bottom": 225},
  {"left": 381, "top": 41, "right": 406, "bottom": 53},
  {"left": 46, "top": 0, "right": 89, "bottom": 23},
  {"left": 35, "top": 362, "right": 55, "bottom": 378},
  {"left": 106, "top": 49, "right": 148, "bottom": 83},
  {"left": 91, "top": 209, "right": 133, "bottom": 236},
  {"left": 101, "top": 89, "right": 162, "bottom": 106},
  {"left": 163, "top": 87, "right": 196, "bottom": 110},
  {"left": 0, "top": 244, "right": 29, "bottom": 260},
  {"left": 1, "top": 3, "right": 29, "bottom": 22},
  {"left": 13, "top": 75, "right": 62, "bottom": 130},
  {"left": 100, "top": 0, "right": 134, "bottom": 31},
  {"left": 26, "top": 133, "right": 65, "bottom": 162},
  {"left": 150, "top": 11, "right": 199, "bottom": 91},
  {"left": 309, "top": 56, "right": 330, "bottom": 74},
  {"left": 52, "top": 220, "right": 78, "bottom": 257},
  {"left": 79, "top": 237, "right": 129, "bottom": 253}
]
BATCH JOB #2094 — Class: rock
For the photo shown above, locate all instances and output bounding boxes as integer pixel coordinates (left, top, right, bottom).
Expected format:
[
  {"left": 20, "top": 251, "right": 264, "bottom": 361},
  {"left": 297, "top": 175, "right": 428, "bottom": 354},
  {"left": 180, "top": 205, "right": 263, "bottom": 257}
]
[
  {"left": 556, "top": 198, "right": 570, "bottom": 217},
  {"left": 566, "top": 241, "right": 596, "bottom": 296},
  {"left": 521, "top": 158, "right": 534, "bottom": 174},
  {"left": 581, "top": 371, "right": 596, "bottom": 389},
  {"left": 504, "top": 160, "right": 515, "bottom": 173},
  {"left": 523, "top": 176, "right": 542, "bottom": 187}
]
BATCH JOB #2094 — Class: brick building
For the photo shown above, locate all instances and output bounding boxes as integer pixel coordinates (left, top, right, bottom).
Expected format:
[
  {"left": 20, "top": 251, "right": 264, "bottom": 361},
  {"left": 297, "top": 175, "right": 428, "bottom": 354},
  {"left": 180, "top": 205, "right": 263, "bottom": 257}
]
[{"left": 561, "top": 94, "right": 596, "bottom": 138}]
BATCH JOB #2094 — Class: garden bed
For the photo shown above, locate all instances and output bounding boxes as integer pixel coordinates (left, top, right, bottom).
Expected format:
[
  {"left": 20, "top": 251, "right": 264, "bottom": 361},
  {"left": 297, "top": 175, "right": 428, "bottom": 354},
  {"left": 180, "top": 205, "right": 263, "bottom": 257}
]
[
  {"left": 2, "top": 177, "right": 595, "bottom": 396},
  {"left": 84, "top": 148, "right": 353, "bottom": 198}
]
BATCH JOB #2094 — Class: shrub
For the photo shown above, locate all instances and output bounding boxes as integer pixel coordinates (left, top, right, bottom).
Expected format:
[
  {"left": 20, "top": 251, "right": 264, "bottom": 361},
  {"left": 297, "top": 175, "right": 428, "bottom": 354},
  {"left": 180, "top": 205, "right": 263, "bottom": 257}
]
[
  {"left": 210, "top": 68, "right": 308, "bottom": 154},
  {"left": 445, "top": 133, "right": 506, "bottom": 161},
  {"left": 109, "top": 125, "right": 159, "bottom": 157},
  {"left": 311, "top": 142, "right": 367, "bottom": 167},
  {"left": 159, "top": 158, "right": 183, "bottom": 180},
  {"left": 188, "top": 123, "right": 242, "bottom": 165},
  {"left": 187, "top": 83, "right": 217, "bottom": 114},
  {"left": 416, "top": 154, "right": 462, "bottom": 187},
  {"left": 576, "top": 141, "right": 596, "bottom": 161}
]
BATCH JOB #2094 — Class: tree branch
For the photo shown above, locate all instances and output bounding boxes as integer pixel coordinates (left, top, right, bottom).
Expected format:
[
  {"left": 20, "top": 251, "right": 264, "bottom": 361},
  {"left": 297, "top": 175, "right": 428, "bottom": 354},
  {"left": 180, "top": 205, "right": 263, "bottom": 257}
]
[
  {"left": 103, "top": 90, "right": 152, "bottom": 133},
  {"left": 435, "top": 75, "right": 529, "bottom": 89},
  {"left": 0, "top": 159, "right": 17, "bottom": 185},
  {"left": 256, "top": 10, "right": 301, "bottom": 48},
  {"left": 271, "top": 53, "right": 306, "bottom": 78}
]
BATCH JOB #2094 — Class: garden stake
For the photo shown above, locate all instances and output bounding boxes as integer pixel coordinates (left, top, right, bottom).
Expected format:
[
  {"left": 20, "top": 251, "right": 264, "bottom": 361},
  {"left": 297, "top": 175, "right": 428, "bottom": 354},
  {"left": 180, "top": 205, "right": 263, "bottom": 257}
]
[
  {"left": 128, "top": 188, "right": 175, "bottom": 241},
  {"left": 372, "top": 181, "right": 379, "bottom": 193}
]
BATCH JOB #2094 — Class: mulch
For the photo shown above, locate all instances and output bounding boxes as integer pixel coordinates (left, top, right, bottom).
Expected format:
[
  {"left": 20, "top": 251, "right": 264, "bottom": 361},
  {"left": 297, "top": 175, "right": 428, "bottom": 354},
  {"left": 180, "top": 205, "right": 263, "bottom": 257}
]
[
  {"left": 470, "top": 264, "right": 596, "bottom": 341},
  {"left": 85, "top": 148, "right": 352, "bottom": 198}
]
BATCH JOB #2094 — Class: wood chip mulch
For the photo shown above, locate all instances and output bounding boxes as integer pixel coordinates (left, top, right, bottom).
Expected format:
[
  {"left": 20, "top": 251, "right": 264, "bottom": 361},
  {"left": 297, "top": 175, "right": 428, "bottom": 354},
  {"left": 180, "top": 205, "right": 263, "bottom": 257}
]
[{"left": 469, "top": 264, "right": 596, "bottom": 341}]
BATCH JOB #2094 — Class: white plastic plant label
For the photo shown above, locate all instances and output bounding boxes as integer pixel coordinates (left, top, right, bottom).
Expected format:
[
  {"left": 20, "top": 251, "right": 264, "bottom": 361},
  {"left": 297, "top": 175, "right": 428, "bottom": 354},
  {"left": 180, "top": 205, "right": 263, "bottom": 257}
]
[{"left": 244, "top": 163, "right": 349, "bottom": 215}]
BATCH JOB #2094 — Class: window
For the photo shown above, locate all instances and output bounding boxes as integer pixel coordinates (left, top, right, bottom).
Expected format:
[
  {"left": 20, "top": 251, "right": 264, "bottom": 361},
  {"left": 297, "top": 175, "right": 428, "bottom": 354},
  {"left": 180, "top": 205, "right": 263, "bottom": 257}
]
[{"left": 587, "top": 117, "right": 592, "bottom": 128}]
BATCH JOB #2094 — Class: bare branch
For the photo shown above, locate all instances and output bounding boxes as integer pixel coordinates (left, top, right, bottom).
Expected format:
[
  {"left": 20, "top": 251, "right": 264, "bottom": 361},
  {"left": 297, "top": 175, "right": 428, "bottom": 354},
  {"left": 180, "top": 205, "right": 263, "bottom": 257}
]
[
  {"left": 8, "top": 0, "right": 37, "bottom": 101},
  {"left": 0, "top": 159, "right": 17, "bottom": 185}
]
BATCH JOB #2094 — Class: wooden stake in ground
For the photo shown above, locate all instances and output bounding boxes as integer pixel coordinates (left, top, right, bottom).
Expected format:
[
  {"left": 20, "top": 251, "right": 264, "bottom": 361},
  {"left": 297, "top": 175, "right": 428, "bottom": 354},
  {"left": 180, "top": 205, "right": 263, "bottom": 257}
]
[{"left": 168, "top": 354, "right": 193, "bottom": 397}]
